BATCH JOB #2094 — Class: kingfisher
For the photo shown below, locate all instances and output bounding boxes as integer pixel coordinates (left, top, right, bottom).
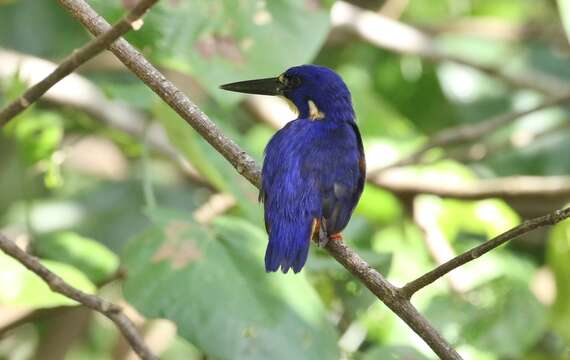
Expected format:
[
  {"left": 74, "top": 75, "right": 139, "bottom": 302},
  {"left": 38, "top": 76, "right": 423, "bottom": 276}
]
[{"left": 221, "top": 65, "right": 365, "bottom": 273}]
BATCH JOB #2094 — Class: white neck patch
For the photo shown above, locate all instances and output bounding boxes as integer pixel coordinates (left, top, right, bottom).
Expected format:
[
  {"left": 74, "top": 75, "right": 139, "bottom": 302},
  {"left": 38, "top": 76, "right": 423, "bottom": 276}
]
[{"left": 308, "top": 100, "right": 325, "bottom": 120}]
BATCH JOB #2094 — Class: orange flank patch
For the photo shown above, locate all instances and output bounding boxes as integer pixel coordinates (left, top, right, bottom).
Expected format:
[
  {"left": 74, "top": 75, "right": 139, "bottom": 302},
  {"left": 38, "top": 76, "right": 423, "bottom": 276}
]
[
  {"left": 330, "top": 233, "right": 343, "bottom": 241},
  {"left": 310, "top": 218, "right": 321, "bottom": 242}
]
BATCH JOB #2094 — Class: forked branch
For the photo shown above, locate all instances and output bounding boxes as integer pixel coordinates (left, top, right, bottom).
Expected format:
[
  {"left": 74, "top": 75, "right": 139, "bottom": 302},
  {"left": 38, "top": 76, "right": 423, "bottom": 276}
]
[
  {"left": 401, "top": 207, "right": 570, "bottom": 298},
  {"left": 0, "top": 234, "right": 157, "bottom": 360}
]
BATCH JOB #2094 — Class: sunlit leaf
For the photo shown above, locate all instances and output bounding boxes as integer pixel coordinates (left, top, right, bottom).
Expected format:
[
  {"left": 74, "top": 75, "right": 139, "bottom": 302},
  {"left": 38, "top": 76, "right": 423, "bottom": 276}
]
[
  {"left": 0, "top": 253, "right": 95, "bottom": 308},
  {"left": 558, "top": 0, "right": 570, "bottom": 43}
]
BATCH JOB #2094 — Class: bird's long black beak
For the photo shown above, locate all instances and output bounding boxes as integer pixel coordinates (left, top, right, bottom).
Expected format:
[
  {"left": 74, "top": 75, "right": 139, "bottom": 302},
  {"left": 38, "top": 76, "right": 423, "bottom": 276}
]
[{"left": 220, "top": 77, "right": 282, "bottom": 96}]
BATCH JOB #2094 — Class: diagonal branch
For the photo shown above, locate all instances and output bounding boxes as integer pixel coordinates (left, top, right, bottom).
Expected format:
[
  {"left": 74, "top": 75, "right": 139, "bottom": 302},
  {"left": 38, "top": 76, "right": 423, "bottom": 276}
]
[
  {"left": 401, "top": 207, "right": 570, "bottom": 299},
  {"left": 0, "top": 0, "right": 159, "bottom": 127},
  {"left": 0, "top": 234, "right": 157, "bottom": 360},
  {"left": 58, "top": 0, "right": 461, "bottom": 358}
]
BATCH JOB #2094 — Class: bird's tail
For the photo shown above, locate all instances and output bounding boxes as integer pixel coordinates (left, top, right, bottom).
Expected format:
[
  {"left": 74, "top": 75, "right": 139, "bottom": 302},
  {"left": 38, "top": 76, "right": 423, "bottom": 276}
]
[{"left": 264, "top": 218, "right": 312, "bottom": 273}]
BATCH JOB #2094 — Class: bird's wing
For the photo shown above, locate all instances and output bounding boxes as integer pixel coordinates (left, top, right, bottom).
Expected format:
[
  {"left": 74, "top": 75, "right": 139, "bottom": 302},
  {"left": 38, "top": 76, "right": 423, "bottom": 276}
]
[{"left": 320, "top": 121, "right": 365, "bottom": 235}]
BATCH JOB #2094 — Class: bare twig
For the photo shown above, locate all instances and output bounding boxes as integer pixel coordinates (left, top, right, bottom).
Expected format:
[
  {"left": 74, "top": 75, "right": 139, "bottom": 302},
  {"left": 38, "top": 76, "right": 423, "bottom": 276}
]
[
  {"left": 401, "top": 207, "right": 570, "bottom": 299},
  {"left": 58, "top": 1, "right": 462, "bottom": 358},
  {"left": 0, "top": 0, "right": 159, "bottom": 126},
  {"left": 370, "top": 87, "right": 570, "bottom": 173},
  {"left": 0, "top": 233, "right": 157, "bottom": 360},
  {"left": 331, "top": 1, "right": 570, "bottom": 97}
]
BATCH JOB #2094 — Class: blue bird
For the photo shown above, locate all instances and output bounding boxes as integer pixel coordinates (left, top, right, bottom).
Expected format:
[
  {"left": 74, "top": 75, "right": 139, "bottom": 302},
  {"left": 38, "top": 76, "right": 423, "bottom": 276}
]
[{"left": 221, "top": 65, "right": 365, "bottom": 273}]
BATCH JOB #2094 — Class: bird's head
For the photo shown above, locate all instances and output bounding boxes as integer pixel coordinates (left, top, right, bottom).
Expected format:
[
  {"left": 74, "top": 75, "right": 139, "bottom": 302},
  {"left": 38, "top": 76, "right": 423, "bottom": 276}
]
[{"left": 221, "top": 65, "right": 354, "bottom": 121}]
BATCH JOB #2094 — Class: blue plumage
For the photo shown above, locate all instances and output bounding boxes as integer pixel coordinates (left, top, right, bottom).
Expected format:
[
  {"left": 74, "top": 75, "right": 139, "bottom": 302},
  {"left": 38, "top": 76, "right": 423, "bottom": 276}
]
[{"left": 221, "top": 65, "right": 365, "bottom": 273}]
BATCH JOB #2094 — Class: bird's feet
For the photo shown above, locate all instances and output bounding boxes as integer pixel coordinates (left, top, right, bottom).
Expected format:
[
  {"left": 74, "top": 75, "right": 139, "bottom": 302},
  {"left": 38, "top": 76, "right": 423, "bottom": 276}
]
[
  {"left": 311, "top": 218, "right": 343, "bottom": 247},
  {"left": 329, "top": 233, "right": 343, "bottom": 241},
  {"left": 317, "top": 231, "right": 343, "bottom": 248}
]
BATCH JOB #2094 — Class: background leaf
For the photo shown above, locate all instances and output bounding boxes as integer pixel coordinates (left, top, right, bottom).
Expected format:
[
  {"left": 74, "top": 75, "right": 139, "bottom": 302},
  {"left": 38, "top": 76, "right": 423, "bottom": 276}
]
[{"left": 122, "top": 210, "right": 339, "bottom": 360}]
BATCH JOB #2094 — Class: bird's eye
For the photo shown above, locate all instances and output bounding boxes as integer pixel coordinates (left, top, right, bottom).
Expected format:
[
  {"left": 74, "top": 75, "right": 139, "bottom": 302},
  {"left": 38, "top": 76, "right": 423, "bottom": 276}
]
[
  {"left": 278, "top": 74, "right": 302, "bottom": 92},
  {"left": 287, "top": 75, "right": 302, "bottom": 88}
]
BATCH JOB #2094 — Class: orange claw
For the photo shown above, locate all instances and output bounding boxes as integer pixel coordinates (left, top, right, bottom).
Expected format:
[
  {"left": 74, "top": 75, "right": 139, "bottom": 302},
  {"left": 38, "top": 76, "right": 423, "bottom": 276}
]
[{"left": 329, "top": 233, "right": 343, "bottom": 241}]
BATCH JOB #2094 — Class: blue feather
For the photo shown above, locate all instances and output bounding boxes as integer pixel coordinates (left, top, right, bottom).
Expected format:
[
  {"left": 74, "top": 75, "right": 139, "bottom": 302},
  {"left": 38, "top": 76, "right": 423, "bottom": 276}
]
[{"left": 259, "top": 65, "right": 366, "bottom": 273}]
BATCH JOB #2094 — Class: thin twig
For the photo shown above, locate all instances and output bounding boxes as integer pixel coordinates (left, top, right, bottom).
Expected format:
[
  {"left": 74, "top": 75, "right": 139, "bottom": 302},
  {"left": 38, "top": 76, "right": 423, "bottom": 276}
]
[
  {"left": 58, "top": 1, "right": 462, "bottom": 358},
  {"left": 0, "top": 234, "right": 158, "bottom": 360},
  {"left": 371, "top": 94, "right": 570, "bottom": 173},
  {"left": 401, "top": 207, "right": 570, "bottom": 299},
  {"left": 0, "top": 0, "right": 159, "bottom": 126}
]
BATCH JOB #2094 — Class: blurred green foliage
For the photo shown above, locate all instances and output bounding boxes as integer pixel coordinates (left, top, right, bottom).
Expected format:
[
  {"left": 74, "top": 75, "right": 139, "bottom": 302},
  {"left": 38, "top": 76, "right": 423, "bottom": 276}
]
[{"left": 1, "top": 0, "right": 570, "bottom": 359}]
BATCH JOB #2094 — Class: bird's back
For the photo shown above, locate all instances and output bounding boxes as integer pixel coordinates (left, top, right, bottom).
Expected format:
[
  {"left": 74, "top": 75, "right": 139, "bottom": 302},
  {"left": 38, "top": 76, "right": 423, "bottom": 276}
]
[{"left": 261, "top": 117, "right": 365, "bottom": 272}]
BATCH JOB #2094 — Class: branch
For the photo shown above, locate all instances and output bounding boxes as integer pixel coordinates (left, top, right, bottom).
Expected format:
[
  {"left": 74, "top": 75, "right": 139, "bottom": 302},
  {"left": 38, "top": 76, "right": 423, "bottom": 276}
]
[
  {"left": 331, "top": 1, "right": 570, "bottom": 97},
  {"left": 0, "top": 234, "right": 157, "bottom": 360},
  {"left": 401, "top": 207, "right": 570, "bottom": 299},
  {"left": 58, "top": 0, "right": 461, "bottom": 358},
  {"left": 0, "top": 0, "right": 159, "bottom": 127},
  {"left": 372, "top": 94, "right": 570, "bottom": 172},
  {"left": 370, "top": 173, "right": 570, "bottom": 201}
]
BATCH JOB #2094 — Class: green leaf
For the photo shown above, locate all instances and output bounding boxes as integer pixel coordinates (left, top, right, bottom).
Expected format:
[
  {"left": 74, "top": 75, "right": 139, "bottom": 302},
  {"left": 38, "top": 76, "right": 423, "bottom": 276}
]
[
  {"left": 425, "top": 278, "right": 546, "bottom": 357},
  {"left": 5, "top": 111, "right": 63, "bottom": 165},
  {"left": 90, "top": 0, "right": 330, "bottom": 103},
  {"left": 548, "top": 219, "right": 570, "bottom": 343},
  {"left": 122, "top": 210, "right": 339, "bottom": 360},
  {"left": 0, "top": 252, "right": 96, "bottom": 308},
  {"left": 34, "top": 231, "right": 119, "bottom": 284},
  {"left": 0, "top": 0, "right": 88, "bottom": 57},
  {"left": 355, "top": 186, "right": 402, "bottom": 225}
]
